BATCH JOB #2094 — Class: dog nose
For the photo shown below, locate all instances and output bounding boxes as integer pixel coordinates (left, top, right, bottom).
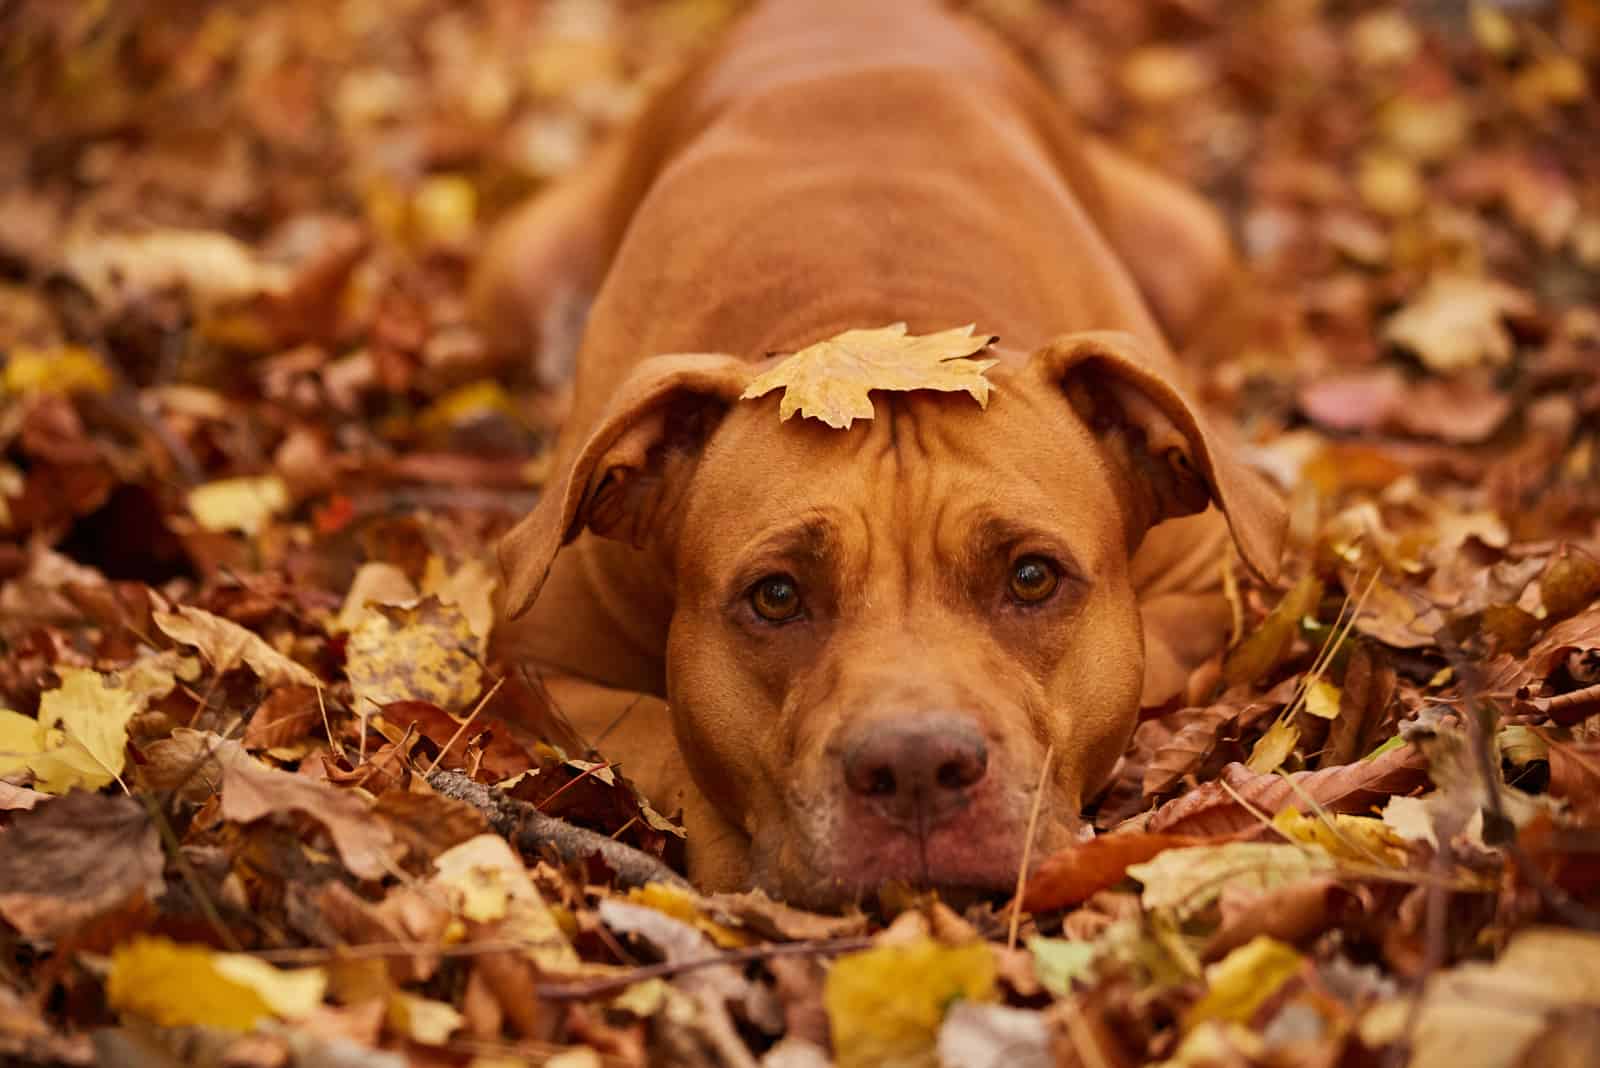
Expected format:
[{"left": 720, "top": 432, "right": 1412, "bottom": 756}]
[{"left": 842, "top": 717, "right": 989, "bottom": 825}]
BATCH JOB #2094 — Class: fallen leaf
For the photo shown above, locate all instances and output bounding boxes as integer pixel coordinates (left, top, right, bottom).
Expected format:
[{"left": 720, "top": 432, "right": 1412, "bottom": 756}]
[
  {"left": 1272, "top": 807, "right": 1409, "bottom": 866},
  {"left": 1026, "top": 937, "right": 1098, "bottom": 996},
  {"left": 741, "top": 323, "right": 998, "bottom": 430},
  {"left": 1, "top": 345, "right": 113, "bottom": 395},
  {"left": 1147, "top": 744, "right": 1430, "bottom": 836},
  {"left": 1127, "top": 842, "right": 1334, "bottom": 920},
  {"left": 1409, "top": 928, "right": 1600, "bottom": 1068},
  {"left": 1382, "top": 275, "right": 1535, "bottom": 374},
  {"left": 432, "top": 834, "right": 578, "bottom": 969},
  {"left": 154, "top": 605, "right": 319, "bottom": 688},
  {"left": 1204, "top": 876, "right": 1356, "bottom": 959},
  {"left": 62, "top": 228, "right": 291, "bottom": 311},
  {"left": 1184, "top": 937, "right": 1303, "bottom": 1033},
  {"left": 219, "top": 750, "right": 399, "bottom": 880},
  {"left": 345, "top": 596, "right": 483, "bottom": 714},
  {"left": 1222, "top": 574, "right": 1323, "bottom": 687},
  {"left": 107, "top": 936, "right": 326, "bottom": 1031},
  {"left": 187, "top": 475, "right": 290, "bottom": 535},
  {"left": 0, "top": 668, "right": 142, "bottom": 794},
  {"left": 1021, "top": 833, "right": 1205, "bottom": 911},
  {"left": 826, "top": 937, "right": 996, "bottom": 1068},
  {"left": 0, "top": 792, "right": 163, "bottom": 939},
  {"left": 385, "top": 993, "right": 463, "bottom": 1046}
]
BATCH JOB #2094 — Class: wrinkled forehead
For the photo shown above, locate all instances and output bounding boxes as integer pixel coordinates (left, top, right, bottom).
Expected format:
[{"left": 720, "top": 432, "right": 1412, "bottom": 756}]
[{"left": 681, "top": 380, "right": 1127, "bottom": 575}]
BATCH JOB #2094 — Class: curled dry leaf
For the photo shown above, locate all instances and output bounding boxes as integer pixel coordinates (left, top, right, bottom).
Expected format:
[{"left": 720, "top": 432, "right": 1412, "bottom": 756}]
[
  {"left": 154, "top": 605, "right": 319, "bottom": 688},
  {"left": 741, "top": 323, "right": 998, "bottom": 430}
]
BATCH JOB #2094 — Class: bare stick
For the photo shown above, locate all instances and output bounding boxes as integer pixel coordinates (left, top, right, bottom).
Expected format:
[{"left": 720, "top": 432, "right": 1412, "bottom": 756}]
[
  {"left": 1007, "top": 743, "right": 1055, "bottom": 951},
  {"left": 427, "top": 768, "right": 688, "bottom": 889}
]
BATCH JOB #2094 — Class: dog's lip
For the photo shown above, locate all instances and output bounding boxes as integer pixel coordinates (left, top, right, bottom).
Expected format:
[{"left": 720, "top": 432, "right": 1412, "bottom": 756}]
[{"left": 798, "top": 839, "right": 1028, "bottom": 899}]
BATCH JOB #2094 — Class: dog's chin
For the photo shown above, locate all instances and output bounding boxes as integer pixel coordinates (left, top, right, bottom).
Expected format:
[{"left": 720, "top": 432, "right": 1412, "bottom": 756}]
[{"left": 751, "top": 824, "right": 1034, "bottom": 912}]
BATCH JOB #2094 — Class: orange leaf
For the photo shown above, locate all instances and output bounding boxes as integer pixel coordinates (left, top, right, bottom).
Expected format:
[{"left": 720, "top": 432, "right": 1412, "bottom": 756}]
[{"left": 1020, "top": 833, "right": 1205, "bottom": 912}]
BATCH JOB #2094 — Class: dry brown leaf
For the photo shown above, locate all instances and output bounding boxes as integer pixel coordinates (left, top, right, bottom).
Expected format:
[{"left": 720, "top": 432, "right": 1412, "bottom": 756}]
[
  {"left": 741, "top": 323, "right": 998, "bottom": 429},
  {"left": 243, "top": 685, "right": 322, "bottom": 751},
  {"left": 218, "top": 750, "right": 399, "bottom": 880},
  {"left": 1143, "top": 705, "right": 1244, "bottom": 797},
  {"left": 1145, "top": 743, "right": 1430, "bottom": 837},
  {"left": 0, "top": 793, "right": 163, "bottom": 939},
  {"left": 154, "top": 606, "right": 319, "bottom": 688}
]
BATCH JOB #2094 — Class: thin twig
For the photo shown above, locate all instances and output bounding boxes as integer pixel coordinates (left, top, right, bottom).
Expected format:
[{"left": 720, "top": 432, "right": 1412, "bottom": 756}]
[
  {"left": 536, "top": 936, "right": 876, "bottom": 1001},
  {"left": 425, "top": 675, "right": 505, "bottom": 776},
  {"left": 1008, "top": 743, "right": 1054, "bottom": 951}
]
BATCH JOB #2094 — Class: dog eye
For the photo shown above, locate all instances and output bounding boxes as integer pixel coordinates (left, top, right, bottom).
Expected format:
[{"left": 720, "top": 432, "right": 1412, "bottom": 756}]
[
  {"left": 750, "top": 574, "right": 803, "bottom": 622},
  {"left": 1008, "top": 556, "right": 1059, "bottom": 604}
]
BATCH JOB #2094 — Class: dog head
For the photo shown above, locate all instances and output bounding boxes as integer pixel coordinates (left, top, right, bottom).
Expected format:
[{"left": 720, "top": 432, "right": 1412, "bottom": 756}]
[{"left": 499, "top": 331, "right": 1283, "bottom": 907}]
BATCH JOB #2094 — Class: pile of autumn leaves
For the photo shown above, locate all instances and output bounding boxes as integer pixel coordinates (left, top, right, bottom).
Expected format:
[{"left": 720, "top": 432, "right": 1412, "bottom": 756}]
[{"left": 4, "top": 461, "right": 1600, "bottom": 1067}]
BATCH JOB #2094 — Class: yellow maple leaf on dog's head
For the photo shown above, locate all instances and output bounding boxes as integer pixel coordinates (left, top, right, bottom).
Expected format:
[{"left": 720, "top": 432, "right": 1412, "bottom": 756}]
[{"left": 741, "top": 323, "right": 999, "bottom": 429}]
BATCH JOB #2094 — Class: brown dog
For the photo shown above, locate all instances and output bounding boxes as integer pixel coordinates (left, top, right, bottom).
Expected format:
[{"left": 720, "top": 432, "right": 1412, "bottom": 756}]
[{"left": 479, "top": 0, "right": 1285, "bottom": 908}]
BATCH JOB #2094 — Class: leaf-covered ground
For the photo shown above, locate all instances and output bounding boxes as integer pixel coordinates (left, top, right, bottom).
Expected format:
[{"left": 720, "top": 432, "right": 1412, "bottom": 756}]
[{"left": 3, "top": 1, "right": 1600, "bottom": 1065}]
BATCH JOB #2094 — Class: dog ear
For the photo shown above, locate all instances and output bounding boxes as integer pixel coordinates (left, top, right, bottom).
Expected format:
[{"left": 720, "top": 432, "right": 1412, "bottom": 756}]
[
  {"left": 1028, "top": 330, "right": 1286, "bottom": 581},
  {"left": 498, "top": 352, "right": 751, "bottom": 619}
]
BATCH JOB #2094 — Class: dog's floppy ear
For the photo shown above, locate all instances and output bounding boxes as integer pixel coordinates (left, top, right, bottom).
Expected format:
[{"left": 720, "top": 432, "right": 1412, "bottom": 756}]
[
  {"left": 1028, "top": 330, "right": 1286, "bottom": 582},
  {"left": 498, "top": 352, "right": 751, "bottom": 619}
]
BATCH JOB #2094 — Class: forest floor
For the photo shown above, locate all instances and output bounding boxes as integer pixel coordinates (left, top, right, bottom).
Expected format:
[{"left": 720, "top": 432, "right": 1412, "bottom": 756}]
[{"left": 2, "top": 1, "right": 1600, "bottom": 1065}]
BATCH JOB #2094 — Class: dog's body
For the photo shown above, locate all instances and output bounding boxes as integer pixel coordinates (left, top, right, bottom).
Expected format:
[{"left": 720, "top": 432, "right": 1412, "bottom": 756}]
[{"left": 480, "top": 0, "right": 1284, "bottom": 907}]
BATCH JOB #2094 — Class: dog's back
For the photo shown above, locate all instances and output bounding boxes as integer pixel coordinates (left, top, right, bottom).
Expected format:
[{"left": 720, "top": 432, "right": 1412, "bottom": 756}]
[{"left": 558, "top": 0, "right": 1168, "bottom": 429}]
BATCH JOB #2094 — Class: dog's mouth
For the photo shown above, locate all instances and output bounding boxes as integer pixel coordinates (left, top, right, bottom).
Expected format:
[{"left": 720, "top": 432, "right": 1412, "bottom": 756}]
[{"left": 754, "top": 816, "right": 1037, "bottom": 910}]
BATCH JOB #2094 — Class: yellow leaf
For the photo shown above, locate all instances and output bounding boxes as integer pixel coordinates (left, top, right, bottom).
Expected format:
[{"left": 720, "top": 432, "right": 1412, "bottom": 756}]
[
  {"left": 110, "top": 650, "right": 201, "bottom": 707},
  {"left": 187, "top": 475, "right": 290, "bottom": 535},
  {"left": 432, "top": 835, "right": 578, "bottom": 969},
  {"left": 825, "top": 937, "right": 995, "bottom": 1068},
  {"left": 417, "top": 380, "right": 517, "bottom": 433},
  {"left": 1185, "top": 936, "right": 1303, "bottom": 1030},
  {"left": 1245, "top": 717, "right": 1299, "bottom": 774},
  {"left": 1304, "top": 679, "right": 1342, "bottom": 720},
  {"left": 626, "top": 883, "right": 750, "bottom": 949},
  {"left": 334, "top": 562, "right": 419, "bottom": 632},
  {"left": 421, "top": 556, "right": 498, "bottom": 654},
  {"left": 1127, "top": 843, "right": 1335, "bottom": 920},
  {"left": 107, "top": 936, "right": 325, "bottom": 1031},
  {"left": 35, "top": 668, "right": 141, "bottom": 790},
  {"left": 1222, "top": 574, "right": 1323, "bottom": 687},
  {"left": 1, "top": 345, "right": 113, "bottom": 395},
  {"left": 155, "top": 606, "right": 320, "bottom": 688},
  {"left": 387, "top": 992, "right": 463, "bottom": 1045},
  {"left": 741, "top": 323, "right": 998, "bottom": 430},
  {"left": 0, "top": 670, "right": 143, "bottom": 794},
  {"left": 412, "top": 175, "right": 477, "bottom": 247},
  {"left": 1273, "top": 807, "right": 1409, "bottom": 866},
  {"left": 345, "top": 595, "right": 483, "bottom": 712}
]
